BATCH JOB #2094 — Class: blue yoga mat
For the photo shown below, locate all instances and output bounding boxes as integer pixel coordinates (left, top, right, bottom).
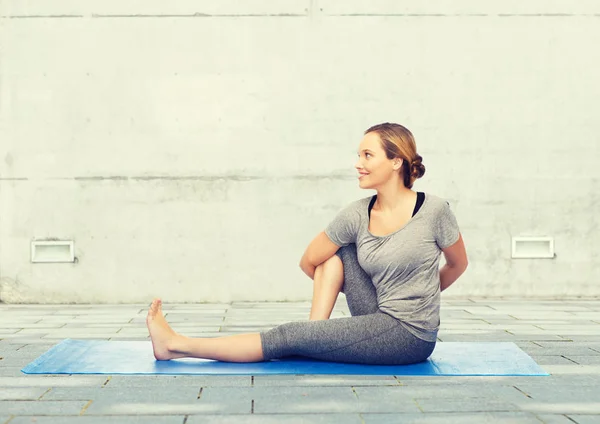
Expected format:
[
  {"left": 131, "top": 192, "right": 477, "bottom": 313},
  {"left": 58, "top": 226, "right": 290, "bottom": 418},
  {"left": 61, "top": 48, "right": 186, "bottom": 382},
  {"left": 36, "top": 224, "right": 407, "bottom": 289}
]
[{"left": 21, "top": 339, "right": 548, "bottom": 376}]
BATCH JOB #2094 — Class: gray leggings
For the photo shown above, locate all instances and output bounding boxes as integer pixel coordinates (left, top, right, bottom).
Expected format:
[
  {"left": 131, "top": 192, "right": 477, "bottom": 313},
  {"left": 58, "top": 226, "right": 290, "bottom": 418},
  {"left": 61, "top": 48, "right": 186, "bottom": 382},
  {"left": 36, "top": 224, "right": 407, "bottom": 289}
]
[{"left": 260, "top": 244, "right": 436, "bottom": 365}]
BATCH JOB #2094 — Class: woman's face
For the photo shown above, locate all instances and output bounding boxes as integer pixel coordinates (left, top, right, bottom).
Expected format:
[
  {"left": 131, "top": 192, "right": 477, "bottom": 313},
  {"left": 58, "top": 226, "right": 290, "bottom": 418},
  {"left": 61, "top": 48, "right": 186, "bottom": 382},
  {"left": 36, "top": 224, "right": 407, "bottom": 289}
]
[{"left": 355, "top": 132, "right": 402, "bottom": 189}]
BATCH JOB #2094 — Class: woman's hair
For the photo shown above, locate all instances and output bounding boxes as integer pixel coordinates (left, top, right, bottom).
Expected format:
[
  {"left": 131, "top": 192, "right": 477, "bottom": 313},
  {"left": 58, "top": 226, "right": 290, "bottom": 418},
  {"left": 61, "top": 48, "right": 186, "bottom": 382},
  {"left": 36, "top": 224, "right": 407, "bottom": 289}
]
[{"left": 364, "top": 122, "right": 425, "bottom": 189}]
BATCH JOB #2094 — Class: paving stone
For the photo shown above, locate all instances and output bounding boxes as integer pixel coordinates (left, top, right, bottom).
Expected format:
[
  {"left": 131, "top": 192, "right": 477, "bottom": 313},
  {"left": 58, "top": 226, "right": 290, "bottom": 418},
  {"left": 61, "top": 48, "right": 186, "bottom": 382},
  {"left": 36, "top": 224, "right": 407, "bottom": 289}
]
[
  {"left": 510, "top": 313, "right": 579, "bottom": 320},
  {"left": 534, "top": 323, "right": 600, "bottom": 329},
  {"left": 0, "top": 400, "right": 89, "bottom": 415},
  {"left": 438, "top": 332, "right": 564, "bottom": 342},
  {"left": 1, "top": 354, "right": 49, "bottom": 367},
  {"left": 60, "top": 323, "right": 136, "bottom": 328},
  {"left": 2, "top": 335, "right": 108, "bottom": 344},
  {"left": 564, "top": 356, "right": 600, "bottom": 365},
  {"left": 568, "top": 313, "right": 600, "bottom": 320},
  {"left": 514, "top": 341, "right": 547, "bottom": 351},
  {"left": 231, "top": 302, "right": 312, "bottom": 308},
  {"left": 440, "top": 311, "right": 486, "bottom": 319},
  {"left": 4, "top": 331, "right": 51, "bottom": 338},
  {"left": 556, "top": 335, "right": 600, "bottom": 342},
  {"left": 541, "top": 364, "right": 600, "bottom": 375},
  {"left": 414, "top": 397, "right": 521, "bottom": 413},
  {"left": 440, "top": 324, "right": 543, "bottom": 331},
  {"left": 106, "top": 375, "right": 251, "bottom": 387},
  {"left": 519, "top": 401, "right": 600, "bottom": 414},
  {"left": 567, "top": 415, "right": 600, "bottom": 424},
  {"left": 222, "top": 318, "right": 298, "bottom": 324},
  {"left": 0, "top": 366, "right": 25, "bottom": 376},
  {"left": 1, "top": 317, "right": 55, "bottom": 322},
  {"left": 187, "top": 415, "right": 363, "bottom": 423},
  {"left": 0, "top": 317, "right": 46, "bottom": 324},
  {"left": 29, "top": 316, "right": 79, "bottom": 322},
  {"left": 166, "top": 322, "right": 225, "bottom": 328},
  {"left": 115, "top": 327, "right": 220, "bottom": 335},
  {"left": 85, "top": 398, "right": 249, "bottom": 415},
  {"left": 0, "top": 387, "right": 49, "bottom": 400},
  {"left": 514, "top": 382, "right": 600, "bottom": 403},
  {"left": 527, "top": 355, "right": 579, "bottom": 365},
  {"left": 0, "top": 376, "right": 109, "bottom": 387},
  {"left": 133, "top": 316, "right": 223, "bottom": 324},
  {"left": 350, "top": 388, "right": 424, "bottom": 413},
  {"left": 58, "top": 320, "right": 134, "bottom": 326},
  {"left": 9, "top": 416, "right": 183, "bottom": 424},
  {"left": 16, "top": 328, "right": 121, "bottom": 336},
  {"left": 438, "top": 329, "right": 513, "bottom": 335},
  {"left": 536, "top": 414, "right": 582, "bottom": 423},
  {"left": 41, "top": 335, "right": 114, "bottom": 340},
  {"left": 242, "top": 310, "right": 315, "bottom": 316},
  {"left": 107, "top": 336, "right": 151, "bottom": 341},
  {"left": 438, "top": 334, "right": 528, "bottom": 342},
  {"left": 220, "top": 326, "right": 277, "bottom": 332},
  {"left": 526, "top": 344, "right": 600, "bottom": 356},
  {"left": 515, "top": 320, "right": 595, "bottom": 326},
  {"left": 0, "top": 344, "right": 26, "bottom": 355},
  {"left": 253, "top": 375, "right": 399, "bottom": 387},
  {"left": 41, "top": 386, "right": 200, "bottom": 401},
  {"left": 1, "top": 324, "right": 65, "bottom": 331},
  {"left": 163, "top": 309, "right": 227, "bottom": 315},
  {"left": 396, "top": 376, "right": 524, "bottom": 386},
  {"left": 506, "top": 329, "right": 579, "bottom": 337},
  {"left": 495, "top": 305, "right": 593, "bottom": 312},
  {"left": 169, "top": 303, "right": 231, "bottom": 309},
  {"left": 202, "top": 386, "right": 359, "bottom": 414},
  {"left": 553, "top": 330, "right": 600, "bottom": 337},
  {"left": 354, "top": 384, "right": 527, "bottom": 408},
  {"left": 361, "top": 412, "right": 544, "bottom": 423}
]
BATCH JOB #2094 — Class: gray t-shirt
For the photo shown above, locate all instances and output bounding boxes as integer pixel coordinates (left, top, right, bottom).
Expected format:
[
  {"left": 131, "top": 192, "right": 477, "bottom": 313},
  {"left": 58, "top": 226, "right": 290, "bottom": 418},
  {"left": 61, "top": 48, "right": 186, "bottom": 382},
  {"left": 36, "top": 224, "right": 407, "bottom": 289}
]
[{"left": 324, "top": 193, "right": 460, "bottom": 342}]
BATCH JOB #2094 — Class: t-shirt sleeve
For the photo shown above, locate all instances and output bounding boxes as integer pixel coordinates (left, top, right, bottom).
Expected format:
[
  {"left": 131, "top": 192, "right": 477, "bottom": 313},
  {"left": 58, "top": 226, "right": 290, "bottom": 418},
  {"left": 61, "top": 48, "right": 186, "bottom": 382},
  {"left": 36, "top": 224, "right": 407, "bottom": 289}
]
[
  {"left": 324, "top": 201, "right": 360, "bottom": 247},
  {"left": 435, "top": 200, "right": 460, "bottom": 249}
]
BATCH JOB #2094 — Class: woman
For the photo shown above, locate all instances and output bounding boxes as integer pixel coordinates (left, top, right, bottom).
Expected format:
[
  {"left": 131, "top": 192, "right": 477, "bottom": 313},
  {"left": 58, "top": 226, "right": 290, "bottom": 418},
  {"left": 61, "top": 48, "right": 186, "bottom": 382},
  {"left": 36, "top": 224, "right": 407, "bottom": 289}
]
[{"left": 147, "top": 122, "right": 468, "bottom": 365}]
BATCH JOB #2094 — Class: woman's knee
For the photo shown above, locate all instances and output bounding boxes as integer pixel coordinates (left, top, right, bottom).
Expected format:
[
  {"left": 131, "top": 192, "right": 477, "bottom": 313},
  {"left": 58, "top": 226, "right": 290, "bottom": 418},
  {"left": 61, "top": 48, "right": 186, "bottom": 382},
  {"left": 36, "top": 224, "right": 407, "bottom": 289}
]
[
  {"left": 316, "top": 254, "right": 344, "bottom": 287},
  {"left": 315, "top": 252, "right": 341, "bottom": 273}
]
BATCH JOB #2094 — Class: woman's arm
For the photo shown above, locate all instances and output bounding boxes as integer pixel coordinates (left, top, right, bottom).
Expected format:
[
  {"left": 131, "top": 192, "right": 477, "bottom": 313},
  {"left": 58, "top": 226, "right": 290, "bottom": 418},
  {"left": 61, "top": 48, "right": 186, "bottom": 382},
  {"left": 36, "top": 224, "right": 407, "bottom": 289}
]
[
  {"left": 440, "top": 263, "right": 467, "bottom": 292},
  {"left": 299, "top": 231, "right": 340, "bottom": 280},
  {"left": 439, "top": 233, "right": 468, "bottom": 292},
  {"left": 300, "top": 260, "right": 317, "bottom": 280}
]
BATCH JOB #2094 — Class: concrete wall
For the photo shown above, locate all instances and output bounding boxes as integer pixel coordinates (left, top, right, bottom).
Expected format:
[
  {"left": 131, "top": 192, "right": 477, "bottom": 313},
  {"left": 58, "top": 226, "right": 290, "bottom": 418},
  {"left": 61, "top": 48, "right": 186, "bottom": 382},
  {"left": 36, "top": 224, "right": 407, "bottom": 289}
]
[{"left": 1, "top": 1, "right": 599, "bottom": 303}]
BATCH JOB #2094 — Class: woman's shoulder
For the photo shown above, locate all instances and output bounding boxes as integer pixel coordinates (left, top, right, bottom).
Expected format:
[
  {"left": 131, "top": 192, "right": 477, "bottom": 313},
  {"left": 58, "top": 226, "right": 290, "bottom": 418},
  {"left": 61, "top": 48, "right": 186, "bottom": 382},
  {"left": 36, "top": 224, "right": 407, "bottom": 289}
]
[
  {"left": 330, "top": 196, "right": 370, "bottom": 216},
  {"left": 344, "top": 196, "right": 372, "bottom": 211},
  {"left": 422, "top": 192, "right": 452, "bottom": 210},
  {"left": 342, "top": 195, "right": 373, "bottom": 207}
]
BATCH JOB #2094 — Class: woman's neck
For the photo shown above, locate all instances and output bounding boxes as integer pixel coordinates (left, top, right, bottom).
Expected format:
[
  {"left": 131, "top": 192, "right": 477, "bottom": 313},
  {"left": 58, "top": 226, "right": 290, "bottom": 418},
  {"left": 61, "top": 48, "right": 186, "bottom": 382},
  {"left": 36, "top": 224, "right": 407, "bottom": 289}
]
[{"left": 374, "top": 185, "right": 416, "bottom": 213}]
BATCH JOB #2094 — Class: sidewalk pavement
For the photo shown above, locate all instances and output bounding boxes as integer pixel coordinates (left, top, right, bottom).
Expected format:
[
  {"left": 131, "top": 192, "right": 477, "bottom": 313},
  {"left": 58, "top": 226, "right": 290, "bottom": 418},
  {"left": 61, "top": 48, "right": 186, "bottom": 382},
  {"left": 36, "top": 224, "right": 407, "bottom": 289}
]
[{"left": 1, "top": 298, "right": 599, "bottom": 423}]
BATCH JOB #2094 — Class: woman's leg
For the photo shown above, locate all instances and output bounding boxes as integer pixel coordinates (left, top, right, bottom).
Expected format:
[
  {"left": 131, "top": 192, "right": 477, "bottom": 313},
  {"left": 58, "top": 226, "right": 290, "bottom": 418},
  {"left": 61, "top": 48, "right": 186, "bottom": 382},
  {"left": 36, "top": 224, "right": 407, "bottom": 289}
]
[
  {"left": 147, "top": 244, "right": 421, "bottom": 365},
  {"left": 261, "top": 311, "right": 436, "bottom": 365},
  {"left": 308, "top": 243, "right": 380, "bottom": 321},
  {"left": 147, "top": 298, "right": 434, "bottom": 365},
  {"left": 336, "top": 244, "right": 379, "bottom": 316},
  {"left": 308, "top": 255, "right": 344, "bottom": 321},
  {"left": 147, "top": 299, "right": 264, "bottom": 362}
]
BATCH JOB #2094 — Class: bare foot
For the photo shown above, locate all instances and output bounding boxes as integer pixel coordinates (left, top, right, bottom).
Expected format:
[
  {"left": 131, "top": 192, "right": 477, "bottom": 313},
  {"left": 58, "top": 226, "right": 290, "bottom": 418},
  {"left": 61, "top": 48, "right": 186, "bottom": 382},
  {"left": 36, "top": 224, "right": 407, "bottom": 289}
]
[{"left": 146, "top": 298, "right": 185, "bottom": 360}]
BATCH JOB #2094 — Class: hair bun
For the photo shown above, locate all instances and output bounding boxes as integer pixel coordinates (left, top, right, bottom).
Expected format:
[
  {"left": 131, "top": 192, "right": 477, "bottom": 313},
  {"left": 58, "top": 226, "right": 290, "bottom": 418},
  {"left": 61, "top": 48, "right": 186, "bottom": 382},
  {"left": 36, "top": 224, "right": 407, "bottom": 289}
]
[{"left": 410, "top": 154, "right": 425, "bottom": 179}]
